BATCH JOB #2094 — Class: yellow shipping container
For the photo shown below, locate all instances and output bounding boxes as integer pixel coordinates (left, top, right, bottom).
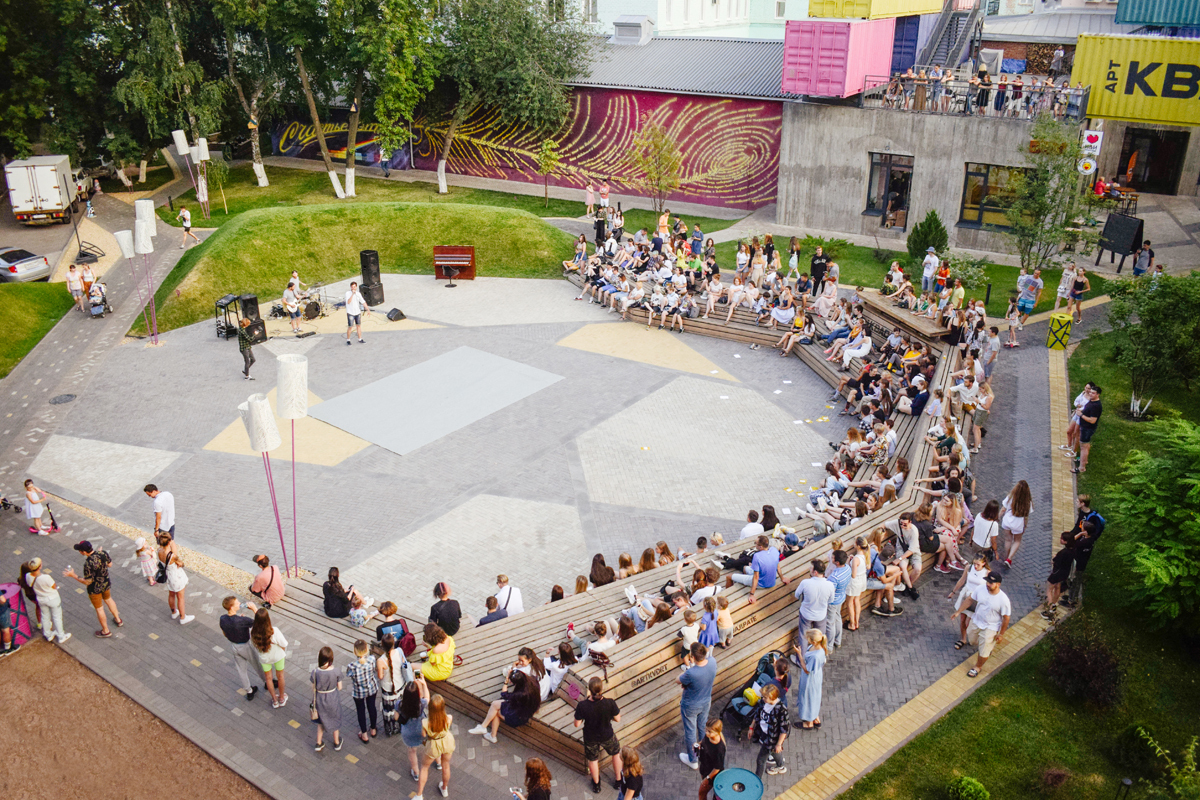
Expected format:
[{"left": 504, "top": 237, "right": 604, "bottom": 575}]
[
  {"left": 807, "top": 0, "right": 943, "bottom": 19},
  {"left": 1073, "top": 34, "right": 1200, "bottom": 127}
]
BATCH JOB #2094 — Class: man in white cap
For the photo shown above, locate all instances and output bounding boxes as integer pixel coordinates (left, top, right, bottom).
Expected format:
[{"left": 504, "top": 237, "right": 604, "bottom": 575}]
[
  {"left": 921, "top": 247, "right": 939, "bottom": 293},
  {"left": 951, "top": 570, "right": 1011, "bottom": 678}
]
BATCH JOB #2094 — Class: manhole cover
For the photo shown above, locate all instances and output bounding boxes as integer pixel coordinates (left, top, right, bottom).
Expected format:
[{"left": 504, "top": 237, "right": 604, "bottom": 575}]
[{"left": 49, "top": 394, "right": 77, "bottom": 405}]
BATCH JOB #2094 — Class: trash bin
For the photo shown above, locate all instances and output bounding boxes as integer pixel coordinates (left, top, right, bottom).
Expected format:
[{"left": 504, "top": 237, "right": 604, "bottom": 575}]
[
  {"left": 714, "top": 768, "right": 764, "bottom": 800},
  {"left": 1048, "top": 313, "right": 1072, "bottom": 350}
]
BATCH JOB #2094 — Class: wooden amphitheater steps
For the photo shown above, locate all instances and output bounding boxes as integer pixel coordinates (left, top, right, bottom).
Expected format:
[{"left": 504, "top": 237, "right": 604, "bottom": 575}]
[{"left": 262, "top": 274, "right": 961, "bottom": 775}]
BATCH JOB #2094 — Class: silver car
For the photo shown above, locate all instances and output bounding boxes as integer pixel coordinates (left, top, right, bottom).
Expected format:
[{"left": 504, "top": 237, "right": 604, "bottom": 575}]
[{"left": 0, "top": 247, "right": 52, "bottom": 282}]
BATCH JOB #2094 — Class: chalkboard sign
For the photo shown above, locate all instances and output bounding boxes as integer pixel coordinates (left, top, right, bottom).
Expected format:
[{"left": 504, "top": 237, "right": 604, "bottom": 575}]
[{"left": 1099, "top": 214, "right": 1144, "bottom": 256}]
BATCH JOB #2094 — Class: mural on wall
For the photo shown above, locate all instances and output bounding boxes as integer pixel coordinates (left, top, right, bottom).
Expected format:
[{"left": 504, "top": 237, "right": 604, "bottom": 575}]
[
  {"left": 409, "top": 88, "right": 782, "bottom": 210},
  {"left": 272, "top": 121, "right": 413, "bottom": 171}
]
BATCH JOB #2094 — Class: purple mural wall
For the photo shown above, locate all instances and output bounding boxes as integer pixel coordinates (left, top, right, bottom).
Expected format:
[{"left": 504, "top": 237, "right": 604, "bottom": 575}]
[
  {"left": 272, "top": 121, "right": 412, "bottom": 171},
  {"left": 272, "top": 88, "right": 783, "bottom": 209},
  {"left": 410, "top": 88, "right": 782, "bottom": 210}
]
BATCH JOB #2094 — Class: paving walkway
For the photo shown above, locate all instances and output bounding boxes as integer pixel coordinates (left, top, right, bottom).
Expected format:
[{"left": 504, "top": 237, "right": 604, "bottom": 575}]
[{"left": 0, "top": 194, "right": 1060, "bottom": 800}]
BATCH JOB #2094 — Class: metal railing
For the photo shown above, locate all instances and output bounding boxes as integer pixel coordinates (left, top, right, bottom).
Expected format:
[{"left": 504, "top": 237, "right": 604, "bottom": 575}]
[{"left": 861, "top": 75, "right": 1091, "bottom": 122}]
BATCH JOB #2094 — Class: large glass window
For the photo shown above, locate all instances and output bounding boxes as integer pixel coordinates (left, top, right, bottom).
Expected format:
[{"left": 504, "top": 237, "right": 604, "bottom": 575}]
[
  {"left": 865, "top": 152, "right": 914, "bottom": 230},
  {"left": 959, "top": 162, "right": 1025, "bottom": 229}
]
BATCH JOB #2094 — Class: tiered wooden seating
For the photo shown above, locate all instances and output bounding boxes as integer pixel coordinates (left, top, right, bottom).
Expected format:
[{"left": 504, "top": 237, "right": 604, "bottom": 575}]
[
  {"left": 433, "top": 245, "right": 476, "bottom": 280},
  {"left": 257, "top": 273, "right": 961, "bottom": 775},
  {"left": 857, "top": 287, "right": 951, "bottom": 343}
]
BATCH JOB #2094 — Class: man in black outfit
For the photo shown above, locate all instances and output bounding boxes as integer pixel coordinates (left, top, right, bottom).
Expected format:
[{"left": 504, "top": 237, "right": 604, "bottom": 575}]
[
  {"left": 810, "top": 246, "right": 829, "bottom": 297},
  {"left": 237, "top": 317, "right": 256, "bottom": 380},
  {"left": 220, "top": 596, "right": 260, "bottom": 701},
  {"left": 593, "top": 213, "right": 608, "bottom": 248},
  {"left": 574, "top": 677, "right": 622, "bottom": 794},
  {"left": 1073, "top": 386, "right": 1102, "bottom": 474},
  {"left": 1064, "top": 495, "right": 1105, "bottom": 607}
]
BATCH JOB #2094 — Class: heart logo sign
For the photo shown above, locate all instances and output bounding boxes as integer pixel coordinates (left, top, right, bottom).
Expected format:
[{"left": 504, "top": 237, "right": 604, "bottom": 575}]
[{"left": 1087, "top": 134, "right": 1099, "bottom": 143}]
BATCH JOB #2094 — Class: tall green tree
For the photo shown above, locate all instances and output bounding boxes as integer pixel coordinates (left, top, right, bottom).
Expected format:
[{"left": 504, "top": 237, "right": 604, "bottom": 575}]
[
  {"left": 114, "top": 0, "right": 226, "bottom": 143},
  {"left": 213, "top": 0, "right": 288, "bottom": 187},
  {"left": 0, "top": 0, "right": 55, "bottom": 158},
  {"left": 1106, "top": 273, "right": 1200, "bottom": 417},
  {"left": 631, "top": 122, "right": 681, "bottom": 213},
  {"left": 1106, "top": 419, "right": 1200, "bottom": 630},
  {"left": 1004, "top": 116, "right": 1095, "bottom": 272},
  {"left": 431, "top": 0, "right": 590, "bottom": 193}
]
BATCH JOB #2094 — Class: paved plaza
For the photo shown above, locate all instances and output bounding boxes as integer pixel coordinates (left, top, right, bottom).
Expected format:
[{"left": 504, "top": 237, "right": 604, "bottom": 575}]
[{"left": 0, "top": 190, "right": 1056, "bottom": 800}]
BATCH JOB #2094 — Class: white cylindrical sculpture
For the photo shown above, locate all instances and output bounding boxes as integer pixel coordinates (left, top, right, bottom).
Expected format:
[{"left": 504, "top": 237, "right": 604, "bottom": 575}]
[
  {"left": 197, "top": 138, "right": 210, "bottom": 161},
  {"left": 239, "top": 393, "right": 282, "bottom": 453},
  {"left": 276, "top": 355, "right": 309, "bottom": 420},
  {"left": 134, "top": 198, "right": 157, "bottom": 236},
  {"left": 134, "top": 219, "right": 155, "bottom": 255},
  {"left": 172, "top": 130, "right": 190, "bottom": 157},
  {"left": 114, "top": 230, "right": 135, "bottom": 260}
]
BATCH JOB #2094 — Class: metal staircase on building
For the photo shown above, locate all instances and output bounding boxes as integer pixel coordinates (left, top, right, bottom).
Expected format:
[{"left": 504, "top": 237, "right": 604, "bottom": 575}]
[{"left": 919, "top": 0, "right": 983, "bottom": 70}]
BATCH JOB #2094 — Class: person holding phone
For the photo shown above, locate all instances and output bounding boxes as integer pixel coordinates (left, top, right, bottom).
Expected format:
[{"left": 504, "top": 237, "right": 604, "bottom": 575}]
[{"left": 510, "top": 757, "right": 552, "bottom": 800}]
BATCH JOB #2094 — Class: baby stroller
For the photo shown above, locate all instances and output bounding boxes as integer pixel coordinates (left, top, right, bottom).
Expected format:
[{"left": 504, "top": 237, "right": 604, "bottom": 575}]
[
  {"left": 719, "top": 650, "right": 785, "bottom": 737},
  {"left": 89, "top": 279, "right": 112, "bottom": 318}
]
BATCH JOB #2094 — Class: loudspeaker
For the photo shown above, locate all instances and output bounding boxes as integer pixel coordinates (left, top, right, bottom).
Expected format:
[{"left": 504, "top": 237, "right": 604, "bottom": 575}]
[
  {"left": 246, "top": 318, "right": 267, "bottom": 344},
  {"left": 360, "top": 250, "right": 381, "bottom": 286},
  {"left": 387, "top": 308, "right": 406, "bottom": 321},
  {"left": 239, "top": 293, "right": 260, "bottom": 322},
  {"left": 361, "top": 282, "right": 384, "bottom": 306}
]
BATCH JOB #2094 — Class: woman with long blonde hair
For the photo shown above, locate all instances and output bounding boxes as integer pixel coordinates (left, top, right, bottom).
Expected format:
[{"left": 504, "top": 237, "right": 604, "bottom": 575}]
[
  {"left": 846, "top": 536, "right": 869, "bottom": 631},
  {"left": 794, "top": 627, "right": 828, "bottom": 729},
  {"left": 415, "top": 693, "right": 456, "bottom": 800},
  {"left": 618, "top": 747, "right": 646, "bottom": 800}
]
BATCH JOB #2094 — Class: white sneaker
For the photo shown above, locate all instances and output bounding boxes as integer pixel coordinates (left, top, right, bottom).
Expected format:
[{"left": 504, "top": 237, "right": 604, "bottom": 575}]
[
  {"left": 179, "top": 614, "right": 194, "bottom": 625},
  {"left": 439, "top": 782, "right": 449, "bottom": 797},
  {"left": 58, "top": 633, "right": 72, "bottom": 644},
  {"left": 679, "top": 752, "right": 698, "bottom": 769},
  {"left": 468, "top": 725, "right": 487, "bottom": 735},
  {"left": 171, "top": 610, "right": 180, "bottom": 619},
  {"left": 483, "top": 732, "right": 497, "bottom": 743}
]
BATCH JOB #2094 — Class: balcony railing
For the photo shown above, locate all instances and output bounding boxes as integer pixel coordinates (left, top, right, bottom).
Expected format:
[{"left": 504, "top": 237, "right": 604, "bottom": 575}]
[{"left": 861, "top": 75, "right": 1091, "bottom": 122}]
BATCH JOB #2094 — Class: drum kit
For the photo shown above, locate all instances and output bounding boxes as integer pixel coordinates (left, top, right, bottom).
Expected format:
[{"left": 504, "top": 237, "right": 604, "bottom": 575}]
[{"left": 301, "top": 283, "right": 331, "bottom": 320}]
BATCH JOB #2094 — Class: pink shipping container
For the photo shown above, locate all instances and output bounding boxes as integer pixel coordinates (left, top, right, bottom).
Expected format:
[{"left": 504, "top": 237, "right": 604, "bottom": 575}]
[{"left": 781, "top": 18, "right": 897, "bottom": 98}]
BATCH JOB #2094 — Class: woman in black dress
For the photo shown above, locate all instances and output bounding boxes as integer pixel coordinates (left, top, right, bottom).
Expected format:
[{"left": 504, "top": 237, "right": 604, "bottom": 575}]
[
  {"left": 428, "top": 582, "right": 462, "bottom": 636},
  {"left": 976, "top": 71, "right": 992, "bottom": 116}
]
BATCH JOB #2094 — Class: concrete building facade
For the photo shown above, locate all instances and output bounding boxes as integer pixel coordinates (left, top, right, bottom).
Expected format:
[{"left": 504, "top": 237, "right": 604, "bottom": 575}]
[
  {"left": 775, "top": 102, "right": 1035, "bottom": 251},
  {"left": 591, "top": 0, "right": 811, "bottom": 38}
]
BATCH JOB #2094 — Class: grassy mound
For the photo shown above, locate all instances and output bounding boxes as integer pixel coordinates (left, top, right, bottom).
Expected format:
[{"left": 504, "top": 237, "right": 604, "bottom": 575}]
[
  {"left": 0, "top": 282, "right": 76, "bottom": 378},
  {"left": 133, "top": 201, "right": 576, "bottom": 334},
  {"left": 158, "top": 164, "right": 742, "bottom": 233}
]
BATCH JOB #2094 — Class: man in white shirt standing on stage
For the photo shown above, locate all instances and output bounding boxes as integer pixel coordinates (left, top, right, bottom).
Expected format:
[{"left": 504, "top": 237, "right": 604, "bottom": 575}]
[{"left": 345, "top": 281, "right": 370, "bottom": 345}]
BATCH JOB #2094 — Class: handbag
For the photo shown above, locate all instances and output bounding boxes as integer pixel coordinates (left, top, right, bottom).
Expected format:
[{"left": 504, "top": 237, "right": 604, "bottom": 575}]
[
  {"left": 309, "top": 700, "right": 319, "bottom": 722},
  {"left": 154, "top": 552, "right": 170, "bottom": 585}
]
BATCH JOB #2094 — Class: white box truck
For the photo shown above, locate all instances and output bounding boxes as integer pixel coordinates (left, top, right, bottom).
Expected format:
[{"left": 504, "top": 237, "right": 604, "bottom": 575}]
[{"left": 5, "top": 155, "right": 81, "bottom": 225}]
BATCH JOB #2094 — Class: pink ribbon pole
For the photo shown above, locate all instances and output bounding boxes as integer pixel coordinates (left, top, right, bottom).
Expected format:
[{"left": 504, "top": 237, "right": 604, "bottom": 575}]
[{"left": 261, "top": 451, "right": 292, "bottom": 577}]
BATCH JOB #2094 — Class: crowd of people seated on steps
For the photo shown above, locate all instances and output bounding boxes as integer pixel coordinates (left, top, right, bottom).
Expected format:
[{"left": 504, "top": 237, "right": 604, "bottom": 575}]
[{"left": 569, "top": 230, "right": 862, "bottom": 337}]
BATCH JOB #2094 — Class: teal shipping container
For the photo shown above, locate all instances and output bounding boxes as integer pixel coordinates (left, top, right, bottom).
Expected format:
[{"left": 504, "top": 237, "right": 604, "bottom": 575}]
[{"left": 1115, "top": 0, "right": 1200, "bottom": 27}]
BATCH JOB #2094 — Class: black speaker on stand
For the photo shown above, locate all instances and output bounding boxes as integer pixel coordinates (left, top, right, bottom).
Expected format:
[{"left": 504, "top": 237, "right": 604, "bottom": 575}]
[
  {"left": 239, "top": 294, "right": 261, "bottom": 322},
  {"left": 360, "top": 250, "right": 381, "bottom": 286},
  {"left": 361, "top": 282, "right": 385, "bottom": 306}
]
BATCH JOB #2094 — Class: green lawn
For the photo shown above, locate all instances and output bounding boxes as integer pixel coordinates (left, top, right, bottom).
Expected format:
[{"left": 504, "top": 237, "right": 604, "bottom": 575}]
[
  {"left": 116, "top": 165, "right": 175, "bottom": 193},
  {"left": 713, "top": 238, "right": 1113, "bottom": 319},
  {"left": 840, "top": 331, "right": 1200, "bottom": 800},
  {"left": 132, "top": 201, "right": 577, "bottom": 334},
  {"left": 0, "top": 281, "right": 76, "bottom": 378},
  {"left": 156, "top": 165, "right": 742, "bottom": 233}
]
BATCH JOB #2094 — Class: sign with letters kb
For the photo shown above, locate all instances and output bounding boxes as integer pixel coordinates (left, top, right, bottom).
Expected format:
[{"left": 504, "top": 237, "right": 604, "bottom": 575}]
[{"left": 1073, "top": 34, "right": 1200, "bottom": 127}]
